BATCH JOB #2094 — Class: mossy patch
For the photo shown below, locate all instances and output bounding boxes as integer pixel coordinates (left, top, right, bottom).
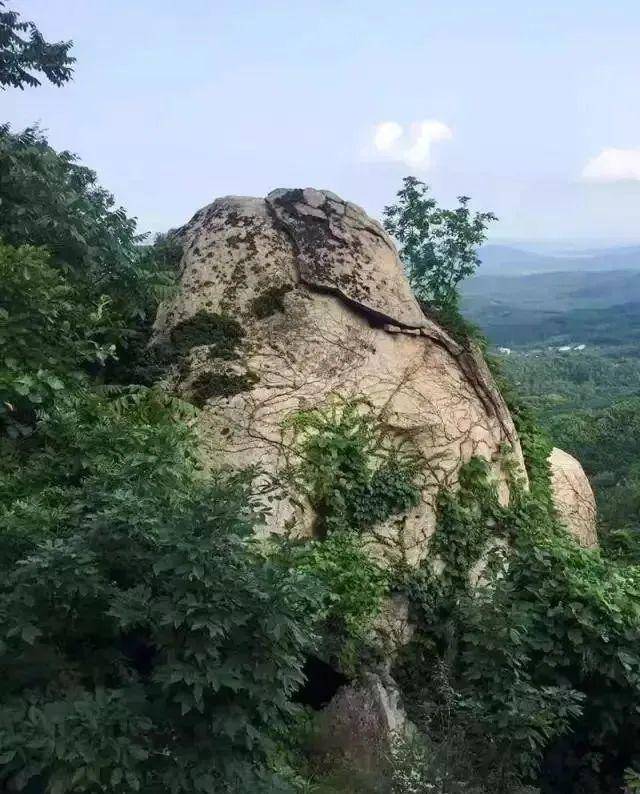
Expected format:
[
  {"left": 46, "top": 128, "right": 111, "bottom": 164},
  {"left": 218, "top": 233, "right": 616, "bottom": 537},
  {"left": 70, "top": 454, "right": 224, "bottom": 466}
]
[
  {"left": 189, "top": 369, "right": 258, "bottom": 407},
  {"left": 170, "top": 310, "right": 244, "bottom": 359},
  {"left": 250, "top": 284, "right": 292, "bottom": 319}
]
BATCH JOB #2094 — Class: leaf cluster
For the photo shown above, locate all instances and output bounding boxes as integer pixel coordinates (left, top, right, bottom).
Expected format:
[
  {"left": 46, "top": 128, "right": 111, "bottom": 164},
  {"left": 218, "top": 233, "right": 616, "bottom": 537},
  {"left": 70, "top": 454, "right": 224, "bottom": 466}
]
[
  {"left": 0, "top": 125, "right": 176, "bottom": 349},
  {"left": 286, "top": 397, "right": 421, "bottom": 538},
  {"left": 383, "top": 177, "right": 496, "bottom": 313},
  {"left": 397, "top": 430, "right": 640, "bottom": 792},
  {"left": 0, "top": 1, "right": 74, "bottom": 89},
  {"left": 0, "top": 392, "right": 318, "bottom": 793}
]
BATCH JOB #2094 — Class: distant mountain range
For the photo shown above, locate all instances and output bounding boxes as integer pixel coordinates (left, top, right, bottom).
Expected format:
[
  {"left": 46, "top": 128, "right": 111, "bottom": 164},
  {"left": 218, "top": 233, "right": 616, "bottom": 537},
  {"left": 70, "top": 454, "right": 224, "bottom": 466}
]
[
  {"left": 477, "top": 244, "right": 640, "bottom": 275},
  {"left": 462, "top": 244, "right": 640, "bottom": 348}
]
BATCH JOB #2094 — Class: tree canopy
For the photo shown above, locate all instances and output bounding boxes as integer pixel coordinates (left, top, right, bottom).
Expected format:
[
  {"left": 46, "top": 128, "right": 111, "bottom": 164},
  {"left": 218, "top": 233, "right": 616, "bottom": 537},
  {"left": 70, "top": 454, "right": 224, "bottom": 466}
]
[
  {"left": 0, "top": 1, "right": 74, "bottom": 89},
  {"left": 383, "top": 176, "right": 496, "bottom": 315}
]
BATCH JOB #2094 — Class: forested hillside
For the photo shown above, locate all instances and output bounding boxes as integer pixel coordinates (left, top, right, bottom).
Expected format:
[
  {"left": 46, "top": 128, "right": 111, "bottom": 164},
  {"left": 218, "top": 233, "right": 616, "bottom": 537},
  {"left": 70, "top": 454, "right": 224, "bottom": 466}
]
[
  {"left": 495, "top": 347, "right": 640, "bottom": 542},
  {"left": 463, "top": 268, "right": 640, "bottom": 349},
  {"left": 3, "top": 8, "right": 640, "bottom": 794},
  {"left": 463, "top": 260, "right": 640, "bottom": 541}
]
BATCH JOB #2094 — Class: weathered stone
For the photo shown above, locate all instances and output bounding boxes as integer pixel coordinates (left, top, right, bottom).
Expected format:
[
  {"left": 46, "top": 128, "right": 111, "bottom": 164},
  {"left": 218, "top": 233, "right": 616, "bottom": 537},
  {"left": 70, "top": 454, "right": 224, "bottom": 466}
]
[
  {"left": 549, "top": 447, "right": 598, "bottom": 547},
  {"left": 153, "top": 188, "right": 528, "bottom": 565},
  {"left": 266, "top": 187, "right": 427, "bottom": 328},
  {"left": 312, "top": 672, "right": 407, "bottom": 776},
  {"left": 373, "top": 593, "right": 415, "bottom": 657}
]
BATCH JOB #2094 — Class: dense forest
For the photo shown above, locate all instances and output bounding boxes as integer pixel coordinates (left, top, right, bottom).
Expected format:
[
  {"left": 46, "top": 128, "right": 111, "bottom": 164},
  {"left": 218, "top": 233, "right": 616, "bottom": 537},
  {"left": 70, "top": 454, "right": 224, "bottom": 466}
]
[
  {"left": 2, "top": 5, "right": 640, "bottom": 794},
  {"left": 497, "top": 350, "right": 640, "bottom": 538}
]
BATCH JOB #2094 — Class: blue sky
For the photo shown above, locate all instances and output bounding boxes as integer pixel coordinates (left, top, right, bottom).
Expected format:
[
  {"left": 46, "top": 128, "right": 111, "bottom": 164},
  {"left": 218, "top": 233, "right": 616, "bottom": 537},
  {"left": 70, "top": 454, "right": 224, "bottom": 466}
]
[{"left": 5, "top": 1, "right": 640, "bottom": 243}]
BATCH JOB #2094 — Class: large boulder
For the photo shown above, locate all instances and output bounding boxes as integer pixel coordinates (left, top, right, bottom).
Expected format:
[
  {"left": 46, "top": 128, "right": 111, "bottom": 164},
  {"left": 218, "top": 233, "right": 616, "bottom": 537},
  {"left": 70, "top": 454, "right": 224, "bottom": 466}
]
[
  {"left": 153, "top": 188, "right": 527, "bottom": 565},
  {"left": 549, "top": 447, "right": 598, "bottom": 547}
]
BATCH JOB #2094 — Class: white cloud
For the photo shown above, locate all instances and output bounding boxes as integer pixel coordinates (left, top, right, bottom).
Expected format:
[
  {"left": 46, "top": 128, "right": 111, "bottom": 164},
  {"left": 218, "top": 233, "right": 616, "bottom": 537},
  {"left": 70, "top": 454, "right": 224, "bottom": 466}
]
[
  {"left": 582, "top": 148, "right": 640, "bottom": 182},
  {"left": 365, "top": 119, "right": 453, "bottom": 168},
  {"left": 373, "top": 121, "right": 403, "bottom": 152}
]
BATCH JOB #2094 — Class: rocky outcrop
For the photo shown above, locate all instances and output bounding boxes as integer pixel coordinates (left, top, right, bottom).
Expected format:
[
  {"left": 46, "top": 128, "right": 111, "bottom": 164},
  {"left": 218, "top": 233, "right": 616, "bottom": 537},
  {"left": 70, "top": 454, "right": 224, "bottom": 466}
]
[
  {"left": 549, "top": 447, "right": 598, "bottom": 547},
  {"left": 312, "top": 672, "right": 408, "bottom": 776},
  {"left": 153, "top": 188, "right": 527, "bottom": 565}
]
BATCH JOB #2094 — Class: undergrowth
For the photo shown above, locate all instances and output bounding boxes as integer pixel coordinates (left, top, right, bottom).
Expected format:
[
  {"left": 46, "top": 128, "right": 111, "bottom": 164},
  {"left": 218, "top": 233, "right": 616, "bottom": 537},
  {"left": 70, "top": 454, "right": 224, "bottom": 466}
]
[{"left": 392, "top": 402, "right": 640, "bottom": 793}]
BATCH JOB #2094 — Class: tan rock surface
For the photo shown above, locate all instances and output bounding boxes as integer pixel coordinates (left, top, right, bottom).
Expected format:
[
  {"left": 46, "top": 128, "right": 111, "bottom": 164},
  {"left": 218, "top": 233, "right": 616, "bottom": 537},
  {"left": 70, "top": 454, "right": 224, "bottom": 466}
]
[
  {"left": 549, "top": 447, "right": 598, "bottom": 547},
  {"left": 153, "top": 188, "right": 527, "bottom": 565}
]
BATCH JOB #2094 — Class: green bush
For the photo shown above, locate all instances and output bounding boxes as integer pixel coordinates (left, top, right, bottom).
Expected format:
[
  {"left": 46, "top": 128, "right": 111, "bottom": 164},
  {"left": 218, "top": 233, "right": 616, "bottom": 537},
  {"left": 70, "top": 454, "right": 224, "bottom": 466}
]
[
  {"left": 396, "top": 436, "right": 640, "bottom": 792},
  {"left": 0, "top": 391, "right": 319, "bottom": 793},
  {"left": 0, "top": 125, "right": 175, "bottom": 355},
  {"left": 286, "top": 397, "right": 421, "bottom": 537},
  {"left": 276, "top": 531, "right": 389, "bottom": 671},
  {"left": 0, "top": 241, "right": 119, "bottom": 435}
]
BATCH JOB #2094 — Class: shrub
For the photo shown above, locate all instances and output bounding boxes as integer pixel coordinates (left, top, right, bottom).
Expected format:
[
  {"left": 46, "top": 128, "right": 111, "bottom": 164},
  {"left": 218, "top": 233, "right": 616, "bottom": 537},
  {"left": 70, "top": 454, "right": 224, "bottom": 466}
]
[
  {"left": 0, "top": 125, "right": 175, "bottom": 353},
  {"left": 276, "top": 531, "right": 389, "bottom": 671},
  {"left": 0, "top": 242, "right": 116, "bottom": 436},
  {"left": 286, "top": 397, "right": 421, "bottom": 538},
  {"left": 396, "top": 438, "right": 640, "bottom": 792},
  {"left": 0, "top": 391, "right": 319, "bottom": 793}
]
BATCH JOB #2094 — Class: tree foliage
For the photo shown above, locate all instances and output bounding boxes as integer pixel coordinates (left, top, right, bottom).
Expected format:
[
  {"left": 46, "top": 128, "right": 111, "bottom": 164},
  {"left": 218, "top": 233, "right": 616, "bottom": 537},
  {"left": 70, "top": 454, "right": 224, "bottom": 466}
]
[
  {"left": 4, "top": 50, "right": 640, "bottom": 789},
  {"left": 0, "top": 1, "right": 74, "bottom": 89},
  {"left": 0, "top": 102, "right": 319, "bottom": 791},
  {"left": 383, "top": 176, "right": 496, "bottom": 314},
  {"left": 0, "top": 242, "right": 115, "bottom": 436},
  {"left": 0, "top": 125, "right": 176, "bottom": 345},
  {"left": 499, "top": 348, "right": 640, "bottom": 537},
  {"left": 0, "top": 389, "right": 320, "bottom": 793},
  {"left": 395, "top": 407, "right": 640, "bottom": 793}
]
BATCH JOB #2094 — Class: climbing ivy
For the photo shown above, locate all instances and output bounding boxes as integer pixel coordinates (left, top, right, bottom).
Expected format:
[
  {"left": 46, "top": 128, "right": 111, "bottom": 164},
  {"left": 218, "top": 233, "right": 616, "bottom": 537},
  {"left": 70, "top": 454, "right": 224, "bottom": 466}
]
[
  {"left": 274, "top": 397, "right": 422, "bottom": 671},
  {"left": 395, "top": 425, "right": 640, "bottom": 793},
  {"left": 274, "top": 531, "right": 389, "bottom": 673},
  {"left": 285, "top": 396, "right": 421, "bottom": 538}
]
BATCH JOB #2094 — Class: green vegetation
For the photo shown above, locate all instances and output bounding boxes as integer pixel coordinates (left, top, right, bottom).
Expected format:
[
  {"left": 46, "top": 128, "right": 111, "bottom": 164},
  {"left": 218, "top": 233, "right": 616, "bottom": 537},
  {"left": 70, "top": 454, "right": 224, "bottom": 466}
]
[
  {"left": 394, "top": 428, "right": 640, "bottom": 793},
  {"left": 0, "top": 1, "right": 74, "bottom": 89},
  {"left": 466, "top": 263, "right": 640, "bottom": 542},
  {"left": 286, "top": 397, "right": 421, "bottom": 538},
  {"left": 168, "top": 311, "right": 258, "bottom": 406},
  {"left": 462, "top": 268, "right": 640, "bottom": 350},
  {"left": 170, "top": 310, "right": 245, "bottom": 359},
  {"left": 0, "top": 117, "right": 318, "bottom": 791},
  {"left": 276, "top": 531, "right": 389, "bottom": 673},
  {"left": 383, "top": 176, "right": 496, "bottom": 314},
  {"left": 189, "top": 369, "right": 259, "bottom": 405},
  {"left": 251, "top": 285, "right": 292, "bottom": 319},
  {"left": 496, "top": 348, "right": 640, "bottom": 537},
  {"left": 0, "top": 124, "right": 177, "bottom": 372},
  {"left": 0, "top": 393, "right": 318, "bottom": 792},
  {"left": 4, "top": 41, "right": 640, "bottom": 792}
]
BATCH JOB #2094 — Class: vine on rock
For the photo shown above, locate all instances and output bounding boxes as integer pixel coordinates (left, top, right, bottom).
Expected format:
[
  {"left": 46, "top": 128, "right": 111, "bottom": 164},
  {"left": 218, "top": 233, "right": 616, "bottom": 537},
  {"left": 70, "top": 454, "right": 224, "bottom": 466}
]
[{"left": 393, "top": 411, "right": 640, "bottom": 793}]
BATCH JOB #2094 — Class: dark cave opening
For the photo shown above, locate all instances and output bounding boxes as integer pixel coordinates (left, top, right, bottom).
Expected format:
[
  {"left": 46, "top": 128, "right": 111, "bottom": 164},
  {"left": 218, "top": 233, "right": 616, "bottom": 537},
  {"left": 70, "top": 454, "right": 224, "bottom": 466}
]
[{"left": 294, "top": 655, "right": 350, "bottom": 710}]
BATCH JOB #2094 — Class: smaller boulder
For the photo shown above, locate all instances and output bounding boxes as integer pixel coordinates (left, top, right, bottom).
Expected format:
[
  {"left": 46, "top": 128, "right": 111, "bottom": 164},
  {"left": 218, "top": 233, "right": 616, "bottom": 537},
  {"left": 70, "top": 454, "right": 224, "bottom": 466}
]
[
  {"left": 313, "top": 672, "right": 407, "bottom": 776},
  {"left": 549, "top": 447, "right": 598, "bottom": 548}
]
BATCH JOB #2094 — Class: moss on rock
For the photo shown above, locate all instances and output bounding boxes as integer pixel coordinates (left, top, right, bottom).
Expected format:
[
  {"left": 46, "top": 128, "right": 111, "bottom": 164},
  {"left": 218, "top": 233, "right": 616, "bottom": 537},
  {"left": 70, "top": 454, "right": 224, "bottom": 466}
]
[
  {"left": 189, "top": 369, "right": 258, "bottom": 407},
  {"left": 250, "top": 284, "right": 292, "bottom": 319},
  {"left": 171, "top": 310, "right": 245, "bottom": 359}
]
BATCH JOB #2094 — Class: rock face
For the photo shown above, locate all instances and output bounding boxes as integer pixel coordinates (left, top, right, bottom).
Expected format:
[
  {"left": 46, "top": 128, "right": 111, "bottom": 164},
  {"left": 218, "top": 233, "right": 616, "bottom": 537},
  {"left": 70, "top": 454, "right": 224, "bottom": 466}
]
[
  {"left": 153, "top": 188, "right": 528, "bottom": 564},
  {"left": 312, "top": 672, "right": 407, "bottom": 775},
  {"left": 549, "top": 447, "right": 598, "bottom": 547}
]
